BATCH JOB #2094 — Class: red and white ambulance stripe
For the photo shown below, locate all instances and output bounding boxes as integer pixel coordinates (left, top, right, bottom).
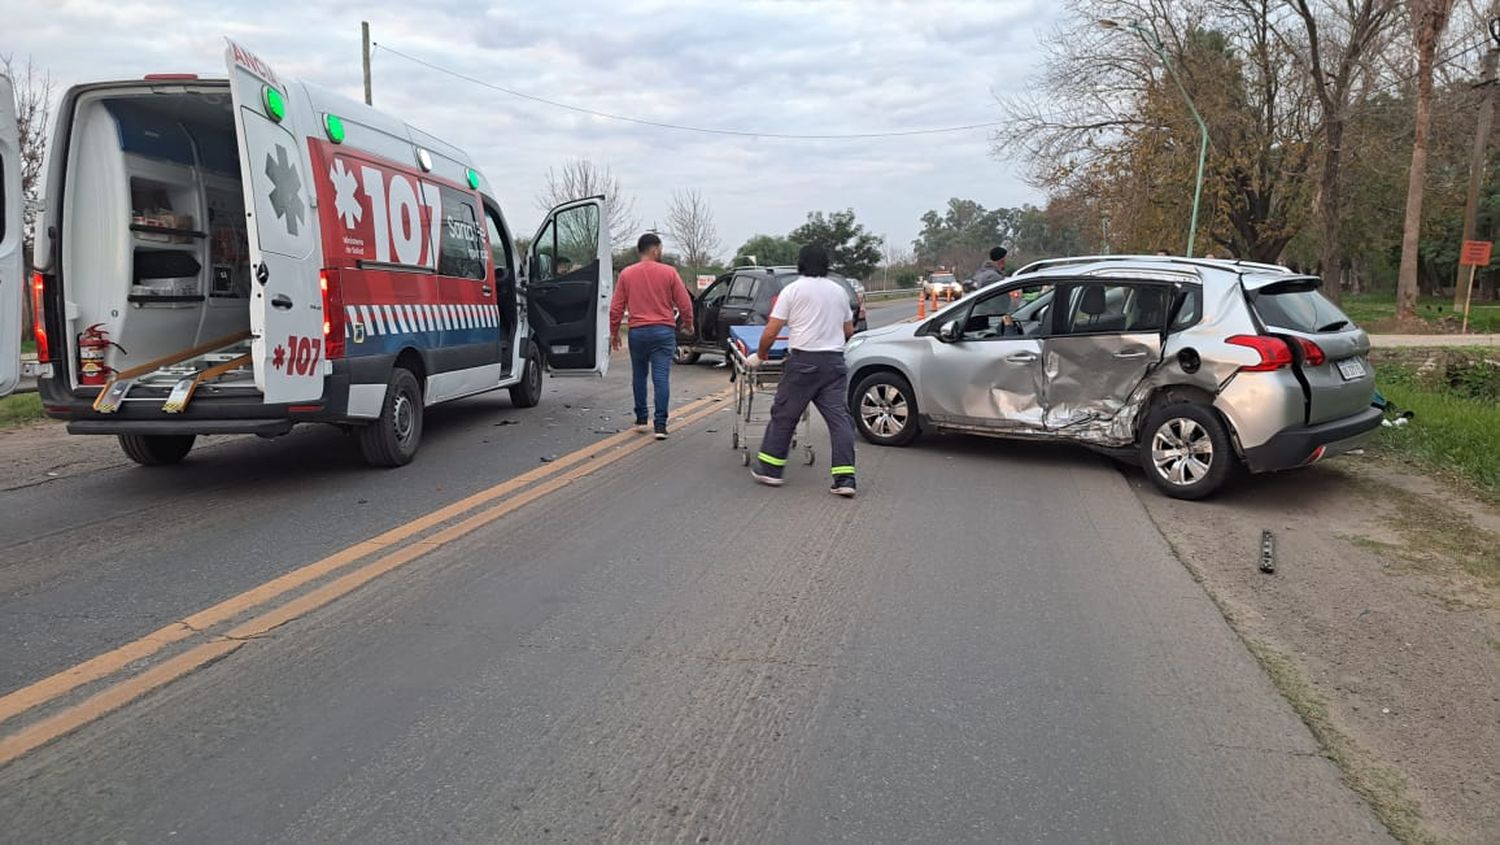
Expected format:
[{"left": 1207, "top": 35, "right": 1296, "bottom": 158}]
[{"left": 345, "top": 303, "right": 501, "bottom": 336}]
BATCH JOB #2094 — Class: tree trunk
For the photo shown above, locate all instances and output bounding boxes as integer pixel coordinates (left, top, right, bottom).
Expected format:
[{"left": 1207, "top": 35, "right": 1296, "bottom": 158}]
[
  {"left": 1397, "top": 0, "right": 1456, "bottom": 320},
  {"left": 1454, "top": 15, "right": 1499, "bottom": 311},
  {"left": 1317, "top": 123, "right": 1345, "bottom": 304}
]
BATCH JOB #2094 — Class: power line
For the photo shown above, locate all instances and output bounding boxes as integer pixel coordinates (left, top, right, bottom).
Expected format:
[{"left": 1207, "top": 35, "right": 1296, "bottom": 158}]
[{"left": 371, "top": 43, "right": 1005, "bottom": 141}]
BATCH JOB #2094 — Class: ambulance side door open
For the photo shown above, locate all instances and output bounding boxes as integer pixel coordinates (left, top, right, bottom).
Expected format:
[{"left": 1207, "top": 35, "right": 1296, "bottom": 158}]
[
  {"left": 527, "top": 197, "right": 611, "bottom": 376},
  {"left": 0, "top": 69, "right": 22, "bottom": 398},
  {"left": 225, "top": 41, "right": 325, "bottom": 403},
  {"left": 0, "top": 70, "right": 22, "bottom": 399}
]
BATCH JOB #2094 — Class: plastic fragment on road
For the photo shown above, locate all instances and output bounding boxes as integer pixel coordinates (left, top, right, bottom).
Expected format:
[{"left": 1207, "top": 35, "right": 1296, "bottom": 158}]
[{"left": 1259, "top": 529, "right": 1276, "bottom": 574}]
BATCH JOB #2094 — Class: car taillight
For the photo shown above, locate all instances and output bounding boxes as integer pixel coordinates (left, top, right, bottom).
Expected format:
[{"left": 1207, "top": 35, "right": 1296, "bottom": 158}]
[
  {"left": 31, "top": 273, "right": 50, "bottom": 363},
  {"left": 1295, "top": 337, "right": 1326, "bottom": 366},
  {"left": 1226, "top": 335, "right": 1292, "bottom": 372},
  {"left": 320, "top": 269, "right": 346, "bottom": 359}
]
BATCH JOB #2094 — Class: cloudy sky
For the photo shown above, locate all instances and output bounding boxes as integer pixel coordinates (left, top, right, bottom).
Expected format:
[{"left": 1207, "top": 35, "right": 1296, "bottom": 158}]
[{"left": 3, "top": 0, "right": 1060, "bottom": 262}]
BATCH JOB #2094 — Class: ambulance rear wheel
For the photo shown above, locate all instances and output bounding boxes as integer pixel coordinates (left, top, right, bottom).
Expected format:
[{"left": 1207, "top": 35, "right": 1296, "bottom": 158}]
[
  {"left": 118, "top": 434, "right": 195, "bottom": 466},
  {"left": 510, "top": 341, "right": 543, "bottom": 408},
  {"left": 358, "top": 367, "right": 423, "bottom": 468}
]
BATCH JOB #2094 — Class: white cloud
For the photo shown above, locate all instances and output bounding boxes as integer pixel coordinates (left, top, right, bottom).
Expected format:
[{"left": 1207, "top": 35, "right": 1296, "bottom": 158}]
[{"left": 1, "top": 0, "right": 1057, "bottom": 265}]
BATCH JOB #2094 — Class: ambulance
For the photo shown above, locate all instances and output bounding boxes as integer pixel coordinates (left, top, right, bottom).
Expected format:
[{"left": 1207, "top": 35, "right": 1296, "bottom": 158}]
[{"left": 0, "top": 41, "right": 611, "bottom": 467}]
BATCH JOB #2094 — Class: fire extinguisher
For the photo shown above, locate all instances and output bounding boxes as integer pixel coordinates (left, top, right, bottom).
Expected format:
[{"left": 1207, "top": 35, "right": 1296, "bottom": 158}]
[{"left": 77, "top": 323, "right": 126, "bottom": 386}]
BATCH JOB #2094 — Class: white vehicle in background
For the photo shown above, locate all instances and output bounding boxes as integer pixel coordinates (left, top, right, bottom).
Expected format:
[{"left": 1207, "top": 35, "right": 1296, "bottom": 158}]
[{"left": 922, "top": 271, "right": 962, "bottom": 299}]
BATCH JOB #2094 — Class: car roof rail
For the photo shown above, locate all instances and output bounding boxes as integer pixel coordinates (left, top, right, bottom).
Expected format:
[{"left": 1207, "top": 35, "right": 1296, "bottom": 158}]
[{"left": 1013, "top": 255, "right": 1293, "bottom": 277}]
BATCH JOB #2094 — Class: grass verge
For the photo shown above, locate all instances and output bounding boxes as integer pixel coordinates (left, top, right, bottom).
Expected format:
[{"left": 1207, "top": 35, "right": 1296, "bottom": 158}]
[
  {"left": 1344, "top": 293, "right": 1500, "bottom": 334},
  {"left": 1371, "top": 348, "right": 1500, "bottom": 504},
  {"left": 0, "top": 393, "right": 45, "bottom": 428}
]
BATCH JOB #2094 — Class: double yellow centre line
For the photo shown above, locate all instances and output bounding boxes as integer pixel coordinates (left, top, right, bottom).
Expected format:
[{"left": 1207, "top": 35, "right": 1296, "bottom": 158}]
[{"left": 0, "top": 390, "right": 730, "bottom": 766}]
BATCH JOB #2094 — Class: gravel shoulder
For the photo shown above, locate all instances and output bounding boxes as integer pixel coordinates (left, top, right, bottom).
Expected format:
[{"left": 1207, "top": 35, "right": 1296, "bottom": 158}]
[{"left": 1131, "top": 455, "right": 1500, "bottom": 844}]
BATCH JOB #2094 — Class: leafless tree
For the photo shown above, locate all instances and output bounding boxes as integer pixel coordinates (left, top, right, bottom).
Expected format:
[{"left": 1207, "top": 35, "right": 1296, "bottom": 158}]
[
  {"left": 1, "top": 53, "right": 54, "bottom": 259},
  {"left": 664, "top": 188, "right": 721, "bottom": 277},
  {"left": 534, "top": 158, "right": 639, "bottom": 251},
  {"left": 1288, "top": 0, "right": 1401, "bottom": 302},
  {"left": 1396, "top": 0, "right": 1461, "bottom": 319}
]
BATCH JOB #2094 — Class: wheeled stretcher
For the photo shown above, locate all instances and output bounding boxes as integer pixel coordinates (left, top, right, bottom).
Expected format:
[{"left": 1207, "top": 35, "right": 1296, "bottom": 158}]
[{"left": 726, "top": 326, "right": 814, "bottom": 467}]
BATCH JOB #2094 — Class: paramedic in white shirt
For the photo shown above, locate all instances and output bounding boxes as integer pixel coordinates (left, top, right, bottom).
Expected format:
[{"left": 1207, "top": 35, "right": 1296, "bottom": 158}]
[{"left": 745, "top": 244, "right": 859, "bottom": 497}]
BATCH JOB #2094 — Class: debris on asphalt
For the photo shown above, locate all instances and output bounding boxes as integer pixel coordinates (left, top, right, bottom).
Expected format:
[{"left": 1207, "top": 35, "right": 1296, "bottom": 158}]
[
  {"left": 1258, "top": 529, "right": 1276, "bottom": 573},
  {"left": 493, "top": 419, "right": 520, "bottom": 427},
  {"left": 356, "top": 498, "right": 368, "bottom": 505},
  {"left": 540, "top": 454, "right": 558, "bottom": 463}
]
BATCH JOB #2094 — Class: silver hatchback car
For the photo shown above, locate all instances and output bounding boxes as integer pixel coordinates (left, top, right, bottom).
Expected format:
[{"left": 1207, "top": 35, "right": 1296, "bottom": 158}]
[{"left": 843, "top": 256, "right": 1382, "bottom": 499}]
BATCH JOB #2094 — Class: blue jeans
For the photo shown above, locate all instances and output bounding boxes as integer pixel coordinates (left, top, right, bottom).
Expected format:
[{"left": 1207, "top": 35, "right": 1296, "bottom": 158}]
[{"left": 628, "top": 325, "right": 676, "bottom": 427}]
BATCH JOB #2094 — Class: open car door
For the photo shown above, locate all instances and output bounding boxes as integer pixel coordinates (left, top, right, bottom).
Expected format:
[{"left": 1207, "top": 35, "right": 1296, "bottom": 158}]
[
  {"left": 0, "top": 70, "right": 21, "bottom": 397},
  {"left": 527, "top": 197, "right": 611, "bottom": 376},
  {"left": 224, "top": 40, "right": 324, "bottom": 403}
]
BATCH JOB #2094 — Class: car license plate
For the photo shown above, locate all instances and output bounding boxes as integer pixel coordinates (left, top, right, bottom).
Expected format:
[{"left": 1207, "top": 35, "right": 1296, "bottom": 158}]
[{"left": 1337, "top": 357, "right": 1367, "bottom": 380}]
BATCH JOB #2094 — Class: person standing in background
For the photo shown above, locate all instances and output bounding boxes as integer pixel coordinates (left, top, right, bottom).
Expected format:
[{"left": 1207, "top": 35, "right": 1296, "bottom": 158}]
[{"left": 610, "top": 233, "right": 694, "bottom": 440}]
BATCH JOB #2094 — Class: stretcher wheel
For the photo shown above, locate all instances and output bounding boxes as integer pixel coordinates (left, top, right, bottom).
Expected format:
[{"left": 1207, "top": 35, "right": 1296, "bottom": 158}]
[
  {"left": 804, "top": 447, "right": 816, "bottom": 466},
  {"left": 741, "top": 452, "right": 750, "bottom": 466}
]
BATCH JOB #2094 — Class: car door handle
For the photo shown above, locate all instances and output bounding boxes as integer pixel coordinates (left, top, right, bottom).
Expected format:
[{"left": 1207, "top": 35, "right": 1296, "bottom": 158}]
[
  {"left": 1113, "top": 350, "right": 1148, "bottom": 359},
  {"left": 270, "top": 294, "right": 293, "bottom": 310},
  {"left": 1006, "top": 352, "right": 1038, "bottom": 363},
  {"left": 482, "top": 284, "right": 493, "bottom": 296}
]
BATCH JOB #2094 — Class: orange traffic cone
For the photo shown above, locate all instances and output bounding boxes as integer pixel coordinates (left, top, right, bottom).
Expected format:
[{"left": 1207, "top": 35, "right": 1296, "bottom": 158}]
[{"left": 917, "top": 290, "right": 927, "bottom": 319}]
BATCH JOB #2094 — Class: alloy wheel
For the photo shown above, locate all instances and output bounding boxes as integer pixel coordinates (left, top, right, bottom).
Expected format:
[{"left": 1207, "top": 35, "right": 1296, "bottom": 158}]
[
  {"left": 1151, "top": 417, "right": 1214, "bottom": 487},
  {"left": 860, "top": 384, "right": 910, "bottom": 438}
]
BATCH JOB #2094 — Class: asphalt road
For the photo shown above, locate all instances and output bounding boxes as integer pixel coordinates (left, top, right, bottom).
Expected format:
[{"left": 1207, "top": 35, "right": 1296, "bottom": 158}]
[{"left": 0, "top": 298, "right": 1387, "bottom": 842}]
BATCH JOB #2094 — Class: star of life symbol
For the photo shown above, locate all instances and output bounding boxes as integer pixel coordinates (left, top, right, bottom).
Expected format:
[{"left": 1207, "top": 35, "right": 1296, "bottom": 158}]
[{"left": 329, "top": 159, "right": 363, "bottom": 229}]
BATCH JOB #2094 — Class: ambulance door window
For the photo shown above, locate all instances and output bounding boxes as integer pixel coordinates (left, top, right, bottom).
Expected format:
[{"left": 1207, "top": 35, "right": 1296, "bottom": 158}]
[
  {"left": 532, "top": 219, "right": 556, "bottom": 282},
  {"left": 435, "top": 186, "right": 485, "bottom": 280}
]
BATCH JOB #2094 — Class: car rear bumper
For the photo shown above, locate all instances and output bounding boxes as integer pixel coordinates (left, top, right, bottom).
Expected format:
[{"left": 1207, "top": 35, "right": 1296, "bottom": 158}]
[{"left": 1241, "top": 405, "right": 1382, "bottom": 473}]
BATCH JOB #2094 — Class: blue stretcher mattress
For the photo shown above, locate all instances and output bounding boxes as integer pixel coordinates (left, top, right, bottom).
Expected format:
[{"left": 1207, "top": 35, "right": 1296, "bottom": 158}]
[{"left": 728, "top": 325, "right": 790, "bottom": 360}]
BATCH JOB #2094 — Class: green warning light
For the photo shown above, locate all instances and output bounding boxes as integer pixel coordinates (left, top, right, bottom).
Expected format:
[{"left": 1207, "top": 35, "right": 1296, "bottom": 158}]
[
  {"left": 262, "top": 86, "right": 286, "bottom": 122},
  {"left": 324, "top": 113, "right": 346, "bottom": 144},
  {"left": 466, "top": 168, "right": 480, "bottom": 190}
]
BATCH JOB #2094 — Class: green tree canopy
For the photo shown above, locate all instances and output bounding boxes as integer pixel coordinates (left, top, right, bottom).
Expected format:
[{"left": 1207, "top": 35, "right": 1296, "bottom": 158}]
[
  {"left": 789, "top": 209, "right": 883, "bottom": 279},
  {"left": 733, "top": 234, "right": 802, "bottom": 267}
]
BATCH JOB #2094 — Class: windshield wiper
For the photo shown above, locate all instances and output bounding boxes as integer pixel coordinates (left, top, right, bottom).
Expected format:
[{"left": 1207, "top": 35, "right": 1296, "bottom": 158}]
[{"left": 1317, "top": 319, "right": 1350, "bottom": 332}]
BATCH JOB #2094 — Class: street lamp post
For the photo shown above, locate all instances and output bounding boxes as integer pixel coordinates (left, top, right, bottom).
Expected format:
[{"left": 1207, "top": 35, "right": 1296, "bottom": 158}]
[{"left": 1099, "top": 19, "right": 1209, "bottom": 258}]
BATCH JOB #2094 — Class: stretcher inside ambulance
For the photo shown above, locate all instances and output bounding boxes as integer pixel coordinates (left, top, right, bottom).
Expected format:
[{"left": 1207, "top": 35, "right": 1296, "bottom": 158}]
[{"left": 1, "top": 41, "right": 613, "bottom": 468}]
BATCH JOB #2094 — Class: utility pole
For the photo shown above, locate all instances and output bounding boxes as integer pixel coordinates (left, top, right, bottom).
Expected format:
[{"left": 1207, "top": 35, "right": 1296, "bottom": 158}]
[
  {"left": 357, "top": 21, "right": 369, "bottom": 106},
  {"left": 1454, "top": 10, "right": 1500, "bottom": 312}
]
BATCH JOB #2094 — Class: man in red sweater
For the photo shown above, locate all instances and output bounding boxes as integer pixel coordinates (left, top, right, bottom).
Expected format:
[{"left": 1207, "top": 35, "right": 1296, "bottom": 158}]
[{"left": 610, "top": 233, "right": 694, "bottom": 439}]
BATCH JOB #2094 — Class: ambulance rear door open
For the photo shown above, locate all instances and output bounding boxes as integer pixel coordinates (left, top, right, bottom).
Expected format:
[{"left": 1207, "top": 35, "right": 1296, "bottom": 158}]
[
  {"left": 527, "top": 197, "right": 611, "bottom": 376},
  {"left": 0, "top": 69, "right": 22, "bottom": 398},
  {"left": 224, "top": 41, "right": 326, "bottom": 404}
]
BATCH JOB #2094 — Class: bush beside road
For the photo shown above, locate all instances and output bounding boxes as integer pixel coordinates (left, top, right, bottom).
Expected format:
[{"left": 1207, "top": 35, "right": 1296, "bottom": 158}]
[{"left": 1371, "top": 347, "right": 1500, "bottom": 504}]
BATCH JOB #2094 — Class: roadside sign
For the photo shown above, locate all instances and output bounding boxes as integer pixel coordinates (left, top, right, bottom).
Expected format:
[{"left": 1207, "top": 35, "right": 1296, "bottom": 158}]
[
  {"left": 1459, "top": 240, "right": 1492, "bottom": 267},
  {"left": 696, "top": 274, "right": 714, "bottom": 291}
]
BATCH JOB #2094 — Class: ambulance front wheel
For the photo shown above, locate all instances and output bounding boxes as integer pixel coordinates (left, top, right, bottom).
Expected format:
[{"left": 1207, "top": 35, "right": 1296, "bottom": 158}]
[
  {"left": 118, "top": 434, "right": 195, "bottom": 466},
  {"left": 509, "top": 340, "right": 543, "bottom": 409},
  {"left": 358, "top": 367, "right": 423, "bottom": 468}
]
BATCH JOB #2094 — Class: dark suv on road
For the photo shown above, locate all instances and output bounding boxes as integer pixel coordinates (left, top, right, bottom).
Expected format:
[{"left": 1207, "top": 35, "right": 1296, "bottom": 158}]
[{"left": 675, "top": 266, "right": 868, "bottom": 364}]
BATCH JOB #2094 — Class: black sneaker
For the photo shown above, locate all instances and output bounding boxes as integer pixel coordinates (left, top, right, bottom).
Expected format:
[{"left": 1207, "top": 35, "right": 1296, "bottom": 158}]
[
  {"left": 830, "top": 476, "right": 857, "bottom": 498},
  {"left": 634, "top": 417, "right": 649, "bottom": 430},
  {"left": 751, "top": 458, "right": 784, "bottom": 487},
  {"left": 654, "top": 424, "right": 669, "bottom": 440}
]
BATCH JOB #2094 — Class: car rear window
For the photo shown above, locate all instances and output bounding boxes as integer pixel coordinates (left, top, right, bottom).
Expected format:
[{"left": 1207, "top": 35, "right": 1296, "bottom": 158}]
[{"left": 1251, "top": 285, "right": 1353, "bottom": 333}]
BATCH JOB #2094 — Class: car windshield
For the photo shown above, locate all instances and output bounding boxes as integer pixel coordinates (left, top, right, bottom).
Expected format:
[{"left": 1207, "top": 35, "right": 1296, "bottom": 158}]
[
  {"left": 1251, "top": 283, "right": 1354, "bottom": 333},
  {"left": 931, "top": 274, "right": 956, "bottom": 284}
]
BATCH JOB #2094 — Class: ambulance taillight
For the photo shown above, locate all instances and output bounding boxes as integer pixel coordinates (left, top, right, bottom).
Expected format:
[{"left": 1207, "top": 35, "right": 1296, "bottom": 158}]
[
  {"left": 320, "top": 269, "right": 346, "bottom": 360},
  {"left": 31, "top": 273, "right": 50, "bottom": 363}
]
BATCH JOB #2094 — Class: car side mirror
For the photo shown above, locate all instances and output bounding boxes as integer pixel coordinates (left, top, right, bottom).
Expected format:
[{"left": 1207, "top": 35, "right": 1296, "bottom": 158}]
[{"left": 938, "top": 320, "right": 962, "bottom": 343}]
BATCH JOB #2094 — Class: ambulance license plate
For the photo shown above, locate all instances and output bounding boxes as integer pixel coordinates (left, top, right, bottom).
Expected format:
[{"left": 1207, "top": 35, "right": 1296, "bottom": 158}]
[{"left": 1337, "top": 357, "right": 1367, "bottom": 381}]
